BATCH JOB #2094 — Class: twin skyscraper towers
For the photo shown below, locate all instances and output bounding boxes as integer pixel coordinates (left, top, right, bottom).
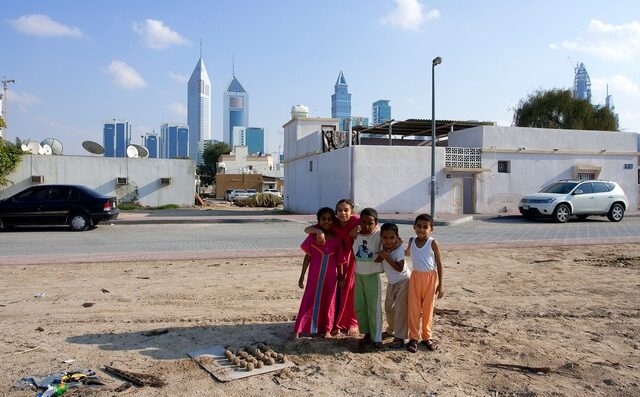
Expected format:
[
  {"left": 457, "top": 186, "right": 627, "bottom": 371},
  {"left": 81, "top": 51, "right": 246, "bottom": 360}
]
[{"left": 188, "top": 56, "right": 251, "bottom": 164}]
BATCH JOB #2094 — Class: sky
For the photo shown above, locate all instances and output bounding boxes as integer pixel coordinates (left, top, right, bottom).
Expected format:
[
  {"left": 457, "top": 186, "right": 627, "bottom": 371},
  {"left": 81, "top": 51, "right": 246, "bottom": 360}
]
[{"left": 1, "top": 0, "right": 639, "bottom": 155}]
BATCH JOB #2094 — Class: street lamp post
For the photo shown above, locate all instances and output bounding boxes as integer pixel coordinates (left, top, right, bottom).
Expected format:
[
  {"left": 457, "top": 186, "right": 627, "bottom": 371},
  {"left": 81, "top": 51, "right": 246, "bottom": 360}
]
[{"left": 430, "top": 56, "right": 442, "bottom": 217}]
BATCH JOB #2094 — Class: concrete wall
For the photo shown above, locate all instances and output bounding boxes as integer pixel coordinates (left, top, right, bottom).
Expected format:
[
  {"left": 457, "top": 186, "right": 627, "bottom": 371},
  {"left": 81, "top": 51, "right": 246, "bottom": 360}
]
[
  {"left": 351, "top": 145, "right": 447, "bottom": 213},
  {"left": 1, "top": 155, "right": 196, "bottom": 206}
]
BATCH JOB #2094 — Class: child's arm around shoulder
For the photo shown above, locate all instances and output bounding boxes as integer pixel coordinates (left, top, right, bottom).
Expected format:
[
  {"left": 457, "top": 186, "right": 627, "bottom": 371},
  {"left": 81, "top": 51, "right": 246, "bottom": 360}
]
[
  {"left": 304, "top": 225, "right": 326, "bottom": 245},
  {"left": 431, "top": 238, "right": 444, "bottom": 299},
  {"left": 404, "top": 237, "right": 414, "bottom": 257}
]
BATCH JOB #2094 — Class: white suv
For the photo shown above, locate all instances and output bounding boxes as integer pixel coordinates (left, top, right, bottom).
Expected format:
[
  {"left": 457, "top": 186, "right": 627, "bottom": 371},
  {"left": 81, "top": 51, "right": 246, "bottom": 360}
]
[{"left": 519, "top": 180, "right": 628, "bottom": 223}]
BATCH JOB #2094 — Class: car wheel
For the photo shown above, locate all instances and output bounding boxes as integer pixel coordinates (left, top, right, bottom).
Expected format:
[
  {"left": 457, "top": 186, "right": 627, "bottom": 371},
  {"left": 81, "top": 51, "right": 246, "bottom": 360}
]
[
  {"left": 607, "top": 203, "right": 625, "bottom": 222},
  {"left": 524, "top": 215, "right": 535, "bottom": 221},
  {"left": 553, "top": 204, "right": 571, "bottom": 223},
  {"left": 577, "top": 215, "right": 589, "bottom": 221},
  {"left": 69, "top": 213, "right": 90, "bottom": 231}
]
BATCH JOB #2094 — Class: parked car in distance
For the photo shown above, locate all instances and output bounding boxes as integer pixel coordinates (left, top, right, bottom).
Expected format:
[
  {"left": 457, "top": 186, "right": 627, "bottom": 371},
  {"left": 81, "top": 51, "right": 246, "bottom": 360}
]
[
  {"left": 229, "top": 189, "right": 250, "bottom": 201},
  {"left": 519, "top": 179, "right": 628, "bottom": 223},
  {"left": 246, "top": 189, "right": 257, "bottom": 196},
  {"left": 264, "top": 188, "right": 282, "bottom": 198},
  {"left": 0, "top": 184, "right": 119, "bottom": 231},
  {"left": 224, "top": 189, "right": 235, "bottom": 201}
]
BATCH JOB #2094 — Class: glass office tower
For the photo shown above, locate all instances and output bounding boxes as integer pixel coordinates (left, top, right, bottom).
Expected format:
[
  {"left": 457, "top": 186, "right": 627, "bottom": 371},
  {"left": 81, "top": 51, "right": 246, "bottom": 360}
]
[
  {"left": 331, "top": 71, "right": 351, "bottom": 131},
  {"left": 372, "top": 99, "right": 391, "bottom": 125},
  {"left": 103, "top": 120, "right": 131, "bottom": 157},
  {"left": 161, "top": 124, "right": 189, "bottom": 159},
  {"left": 187, "top": 57, "right": 211, "bottom": 164},
  {"left": 223, "top": 75, "right": 249, "bottom": 148}
]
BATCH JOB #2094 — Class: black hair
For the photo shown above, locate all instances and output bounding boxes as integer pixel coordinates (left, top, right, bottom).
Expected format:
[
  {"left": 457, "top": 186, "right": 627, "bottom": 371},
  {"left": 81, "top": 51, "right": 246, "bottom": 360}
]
[
  {"left": 317, "top": 207, "right": 335, "bottom": 222},
  {"left": 414, "top": 213, "right": 434, "bottom": 227},
  {"left": 360, "top": 207, "right": 379, "bottom": 221},
  {"left": 380, "top": 222, "right": 399, "bottom": 236},
  {"left": 335, "top": 199, "right": 354, "bottom": 212}
]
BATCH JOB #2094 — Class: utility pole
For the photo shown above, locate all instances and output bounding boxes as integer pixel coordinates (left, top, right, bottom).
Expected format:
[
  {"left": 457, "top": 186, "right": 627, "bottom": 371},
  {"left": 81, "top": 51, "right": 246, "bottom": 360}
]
[{"left": 1, "top": 78, "right": 16, "bottom": 139}]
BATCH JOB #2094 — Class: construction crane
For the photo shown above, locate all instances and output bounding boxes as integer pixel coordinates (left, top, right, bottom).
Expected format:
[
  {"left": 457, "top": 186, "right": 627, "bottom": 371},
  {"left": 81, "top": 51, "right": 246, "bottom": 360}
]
[{"left": 0, "top": 78, "right": 16, "bottom": 139}]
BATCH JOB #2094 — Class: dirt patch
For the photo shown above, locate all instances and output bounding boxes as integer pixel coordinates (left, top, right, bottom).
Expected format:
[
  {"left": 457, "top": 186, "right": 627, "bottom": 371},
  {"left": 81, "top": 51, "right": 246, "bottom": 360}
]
[{"left": 2, "top": 244, "right": 639, "bottom": 396}]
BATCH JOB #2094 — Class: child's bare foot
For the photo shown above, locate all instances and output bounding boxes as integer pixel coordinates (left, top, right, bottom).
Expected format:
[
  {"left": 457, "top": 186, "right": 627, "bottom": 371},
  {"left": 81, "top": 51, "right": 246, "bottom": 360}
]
[
  {"left": 347, "top": 327, "right": 359, "bottom": 337},
  {"left": 321, "top": 332, "right": 332, "bottom": 338},
  {"left": 330, "top": 328, "right": 340, "bottom": 336}
]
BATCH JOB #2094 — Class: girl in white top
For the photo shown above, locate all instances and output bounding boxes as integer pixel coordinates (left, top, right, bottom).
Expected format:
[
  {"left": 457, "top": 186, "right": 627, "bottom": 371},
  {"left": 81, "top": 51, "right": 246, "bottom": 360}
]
[{"left": 405, "top": 214, "right": 444, "bottom": 353}]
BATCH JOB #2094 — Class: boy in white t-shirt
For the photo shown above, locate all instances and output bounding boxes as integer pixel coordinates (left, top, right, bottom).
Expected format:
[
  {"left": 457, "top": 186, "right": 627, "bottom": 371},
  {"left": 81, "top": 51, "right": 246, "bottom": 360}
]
[
  {"left": 351, "top": 207, "right": 384, "bottom": 348},
  {"left": 378, "top": 223, "right": 411, "bottom": 348}
]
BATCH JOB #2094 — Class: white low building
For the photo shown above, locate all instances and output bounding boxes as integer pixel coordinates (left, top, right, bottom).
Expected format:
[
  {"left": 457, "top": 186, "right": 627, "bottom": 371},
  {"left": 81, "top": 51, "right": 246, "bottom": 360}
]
[
  {"left": 283, "top": 117, "right": 638, "bottom": 215},
  {"left": 217, "top": 145, "right": 283, "bottom": 178}
]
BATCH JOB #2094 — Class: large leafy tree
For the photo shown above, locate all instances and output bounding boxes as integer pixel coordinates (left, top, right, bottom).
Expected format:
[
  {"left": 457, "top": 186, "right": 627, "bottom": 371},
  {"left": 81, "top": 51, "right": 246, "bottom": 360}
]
[
  {"left": 513, "top": 89, "right": 618, "bottom": 131},
  {"left": 199, "top": 141, "right": 231, "bottom": 176}
]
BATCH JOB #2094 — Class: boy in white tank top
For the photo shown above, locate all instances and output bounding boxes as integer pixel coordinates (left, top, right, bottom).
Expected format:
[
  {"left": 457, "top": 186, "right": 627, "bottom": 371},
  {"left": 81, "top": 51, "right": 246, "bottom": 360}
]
[{"left": 406, "top": 214, "right": 444, "bottom": 353}]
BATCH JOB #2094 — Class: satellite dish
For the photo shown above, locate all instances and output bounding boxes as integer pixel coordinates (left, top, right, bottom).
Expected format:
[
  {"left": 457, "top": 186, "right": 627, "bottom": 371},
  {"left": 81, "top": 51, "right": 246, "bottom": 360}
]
[
  {"left": 82, "top": 140, "right": 104, "bottom": 155},
  {"left": 42, "top": 144, "right": 53, "bottom": 155},
  {"left": 126, "top": 145, "right": 139, "bottom": 158},
  {"left": 41, "top": 138, "right": 63, "bottom": 155},
  {"left": 27, "top": 141, "right": 41, "bottom": 155},
  {"left": 21, "top": 144, "right": 30, "bottom": 152},
  {"left": 132, "top": 144, "right": 149, "bottom": 158}
]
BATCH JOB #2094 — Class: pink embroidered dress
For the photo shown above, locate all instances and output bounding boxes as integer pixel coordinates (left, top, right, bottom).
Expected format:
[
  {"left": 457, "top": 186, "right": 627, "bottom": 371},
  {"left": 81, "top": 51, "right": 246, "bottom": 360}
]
[
  {"left": 294, "top": 234, "right": 345, "bottom": 335},
  {"left": 332, "top": 215, "right": 360, "bottom": 331}
]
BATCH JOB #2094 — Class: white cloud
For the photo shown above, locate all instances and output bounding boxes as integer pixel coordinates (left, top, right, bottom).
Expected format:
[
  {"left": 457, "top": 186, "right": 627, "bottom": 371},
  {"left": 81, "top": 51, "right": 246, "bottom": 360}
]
[
  {"left": 167, "top": 102, "right": 187, "bottom": 116},
  {"left": 8, "top": 14, "right": 83, "bottom": 38},
  {"left": 549, "top": 19, "right": 640, "bottom": 61},
  {"left": 132, "top": 19, "right": 190, "bottom": 49},
  {"left": 105, "top": 61, "right": 146, "bottom": 89},
  {"left": 169, "top": 72, "right": 188, "bottom": 84},
  {"left": 6, "top": 90, "right": 41, "bottom": 108},
  {"left": 380, "top": 0, "right": 440, "bottom": 31},
  {"left": 591, "top": 74, "right": 640, "bottom": 97}
]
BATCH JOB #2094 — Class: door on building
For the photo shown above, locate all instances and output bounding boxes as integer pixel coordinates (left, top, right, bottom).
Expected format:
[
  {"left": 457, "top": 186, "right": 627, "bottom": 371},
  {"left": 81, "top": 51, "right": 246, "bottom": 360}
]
[
  {"left": 452, "top": 178, "right": 463, "bottom": 214},
  {"left": 463, "top": 177, "right": 475, "bottom": 214}
]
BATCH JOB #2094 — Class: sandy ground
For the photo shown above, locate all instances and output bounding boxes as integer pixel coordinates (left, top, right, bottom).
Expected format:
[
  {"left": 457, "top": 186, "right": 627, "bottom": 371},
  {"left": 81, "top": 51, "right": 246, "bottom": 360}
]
[{"left": 1, "top": 244, "right": 639, "bottom": 397}]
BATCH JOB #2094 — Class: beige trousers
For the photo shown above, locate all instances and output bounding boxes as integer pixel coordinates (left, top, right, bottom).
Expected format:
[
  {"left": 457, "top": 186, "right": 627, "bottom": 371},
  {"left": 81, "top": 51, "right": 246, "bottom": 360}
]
[{"left": 384, "top": 278, "right": 410, "bottom": 340}]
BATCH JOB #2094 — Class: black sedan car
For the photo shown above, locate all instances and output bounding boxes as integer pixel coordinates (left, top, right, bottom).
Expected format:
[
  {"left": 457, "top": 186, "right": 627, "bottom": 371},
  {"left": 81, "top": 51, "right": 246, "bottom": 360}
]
[{"left": 0, "top": 184, "right": 119, "bottom": 231}]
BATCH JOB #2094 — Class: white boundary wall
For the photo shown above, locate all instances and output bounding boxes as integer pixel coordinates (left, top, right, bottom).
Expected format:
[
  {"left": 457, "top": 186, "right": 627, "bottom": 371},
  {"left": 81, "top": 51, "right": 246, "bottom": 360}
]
[{"left": 0, "top": 155, "right": 196, "bottom": 207}]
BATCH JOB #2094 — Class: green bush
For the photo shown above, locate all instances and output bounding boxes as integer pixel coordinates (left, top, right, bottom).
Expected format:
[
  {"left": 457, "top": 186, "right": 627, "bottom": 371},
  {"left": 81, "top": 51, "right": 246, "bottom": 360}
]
[{"left": 0, "top": 138, "right": 23, "bottom": 187}]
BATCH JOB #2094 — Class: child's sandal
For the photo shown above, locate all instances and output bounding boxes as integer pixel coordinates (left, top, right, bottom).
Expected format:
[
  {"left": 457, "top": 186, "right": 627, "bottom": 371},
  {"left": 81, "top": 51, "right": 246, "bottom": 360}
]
[
  {"left": 373, "top": 341, "right": 384, "bottom": 349},
  {"left": 390, "top": 338, "right": 404, "bottom": 348},
  {"left": 421, "top": 339, "right": 438, "bottom": 351},
  {"left": 407, "top": 339, "right": 418, "bottom": 353}
]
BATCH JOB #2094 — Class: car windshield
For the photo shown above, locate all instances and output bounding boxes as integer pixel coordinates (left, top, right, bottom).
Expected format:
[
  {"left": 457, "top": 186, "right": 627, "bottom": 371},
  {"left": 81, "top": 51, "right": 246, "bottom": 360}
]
[{"left": 539, "top": 182, "right": 578, "bottom": 194}]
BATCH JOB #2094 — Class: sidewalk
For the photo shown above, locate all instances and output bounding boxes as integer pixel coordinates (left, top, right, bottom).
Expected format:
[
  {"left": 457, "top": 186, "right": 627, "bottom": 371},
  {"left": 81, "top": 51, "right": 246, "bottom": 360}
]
[{"left": 115, "top": 208, "right": 474, "bottom": 226}]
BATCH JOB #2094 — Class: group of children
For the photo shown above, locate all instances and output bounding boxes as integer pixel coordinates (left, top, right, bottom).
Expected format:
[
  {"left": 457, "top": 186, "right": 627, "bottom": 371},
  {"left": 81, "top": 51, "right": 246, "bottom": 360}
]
[{"left": 293, "top": 199, "right": 444, "bottom": 353}]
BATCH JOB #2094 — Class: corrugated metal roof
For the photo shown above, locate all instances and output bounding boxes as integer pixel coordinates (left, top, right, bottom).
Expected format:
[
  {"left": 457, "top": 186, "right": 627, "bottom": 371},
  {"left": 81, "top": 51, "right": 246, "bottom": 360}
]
[{"left": 353, "top": 118, "right": 495, "bottom": 138}]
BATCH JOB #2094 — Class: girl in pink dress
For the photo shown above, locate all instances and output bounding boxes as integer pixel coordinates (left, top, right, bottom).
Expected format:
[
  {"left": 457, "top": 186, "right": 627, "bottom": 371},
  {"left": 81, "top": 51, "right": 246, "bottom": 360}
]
[
  {"left": 294, "top": 207, "right": 345, "bottom": 338},
  {"left": 305, "top": 199, "right": 360, "bottom": 335}
]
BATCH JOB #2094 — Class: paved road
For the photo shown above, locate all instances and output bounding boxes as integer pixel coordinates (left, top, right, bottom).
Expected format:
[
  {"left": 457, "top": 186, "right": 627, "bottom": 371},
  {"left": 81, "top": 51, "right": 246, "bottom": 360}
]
[{"left": 1, "top": 216, "right": 640, "bottom": 265}]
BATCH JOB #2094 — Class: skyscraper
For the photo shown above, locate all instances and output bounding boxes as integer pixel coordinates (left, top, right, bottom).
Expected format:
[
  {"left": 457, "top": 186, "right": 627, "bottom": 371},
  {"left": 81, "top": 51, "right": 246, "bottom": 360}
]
[
  {"left": 223, "top": 74, "right": 248, "bottom": 147},
  {"left": 331, "top": 71, "right": 351, "bottom": 130},
  {"left": 160, "top": 123, "right": 189, "bottom": 159},
  {"left": 372, "top": 99, "right": 391, "bottom": 125},
  {"left": 187, "top": 56, "right": 211, "bottom": 164},
  {"left": 573, "top": 62, "right": 591, "bottom": 101},
  {"left": 103, "top": 119, "right": 131, "bottom": 157},
  {"left": 142, "top": 133, "right": 159, "bottom": 159},
  {"left": 245, "top": 127, "right": 265, "bottom": 154}
]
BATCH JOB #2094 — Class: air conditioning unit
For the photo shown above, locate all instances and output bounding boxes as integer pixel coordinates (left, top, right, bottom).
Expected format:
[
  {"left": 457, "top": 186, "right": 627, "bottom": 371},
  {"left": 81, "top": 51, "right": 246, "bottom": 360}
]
[
  {"left": 31, "top": 175, "right": 44, "bottom": 183},
  {"left": 160, "top": 177, "right": 171, "bottom": 185},
  {"left": 116, "top": 177, "right": 128, "bottom": 185}
]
